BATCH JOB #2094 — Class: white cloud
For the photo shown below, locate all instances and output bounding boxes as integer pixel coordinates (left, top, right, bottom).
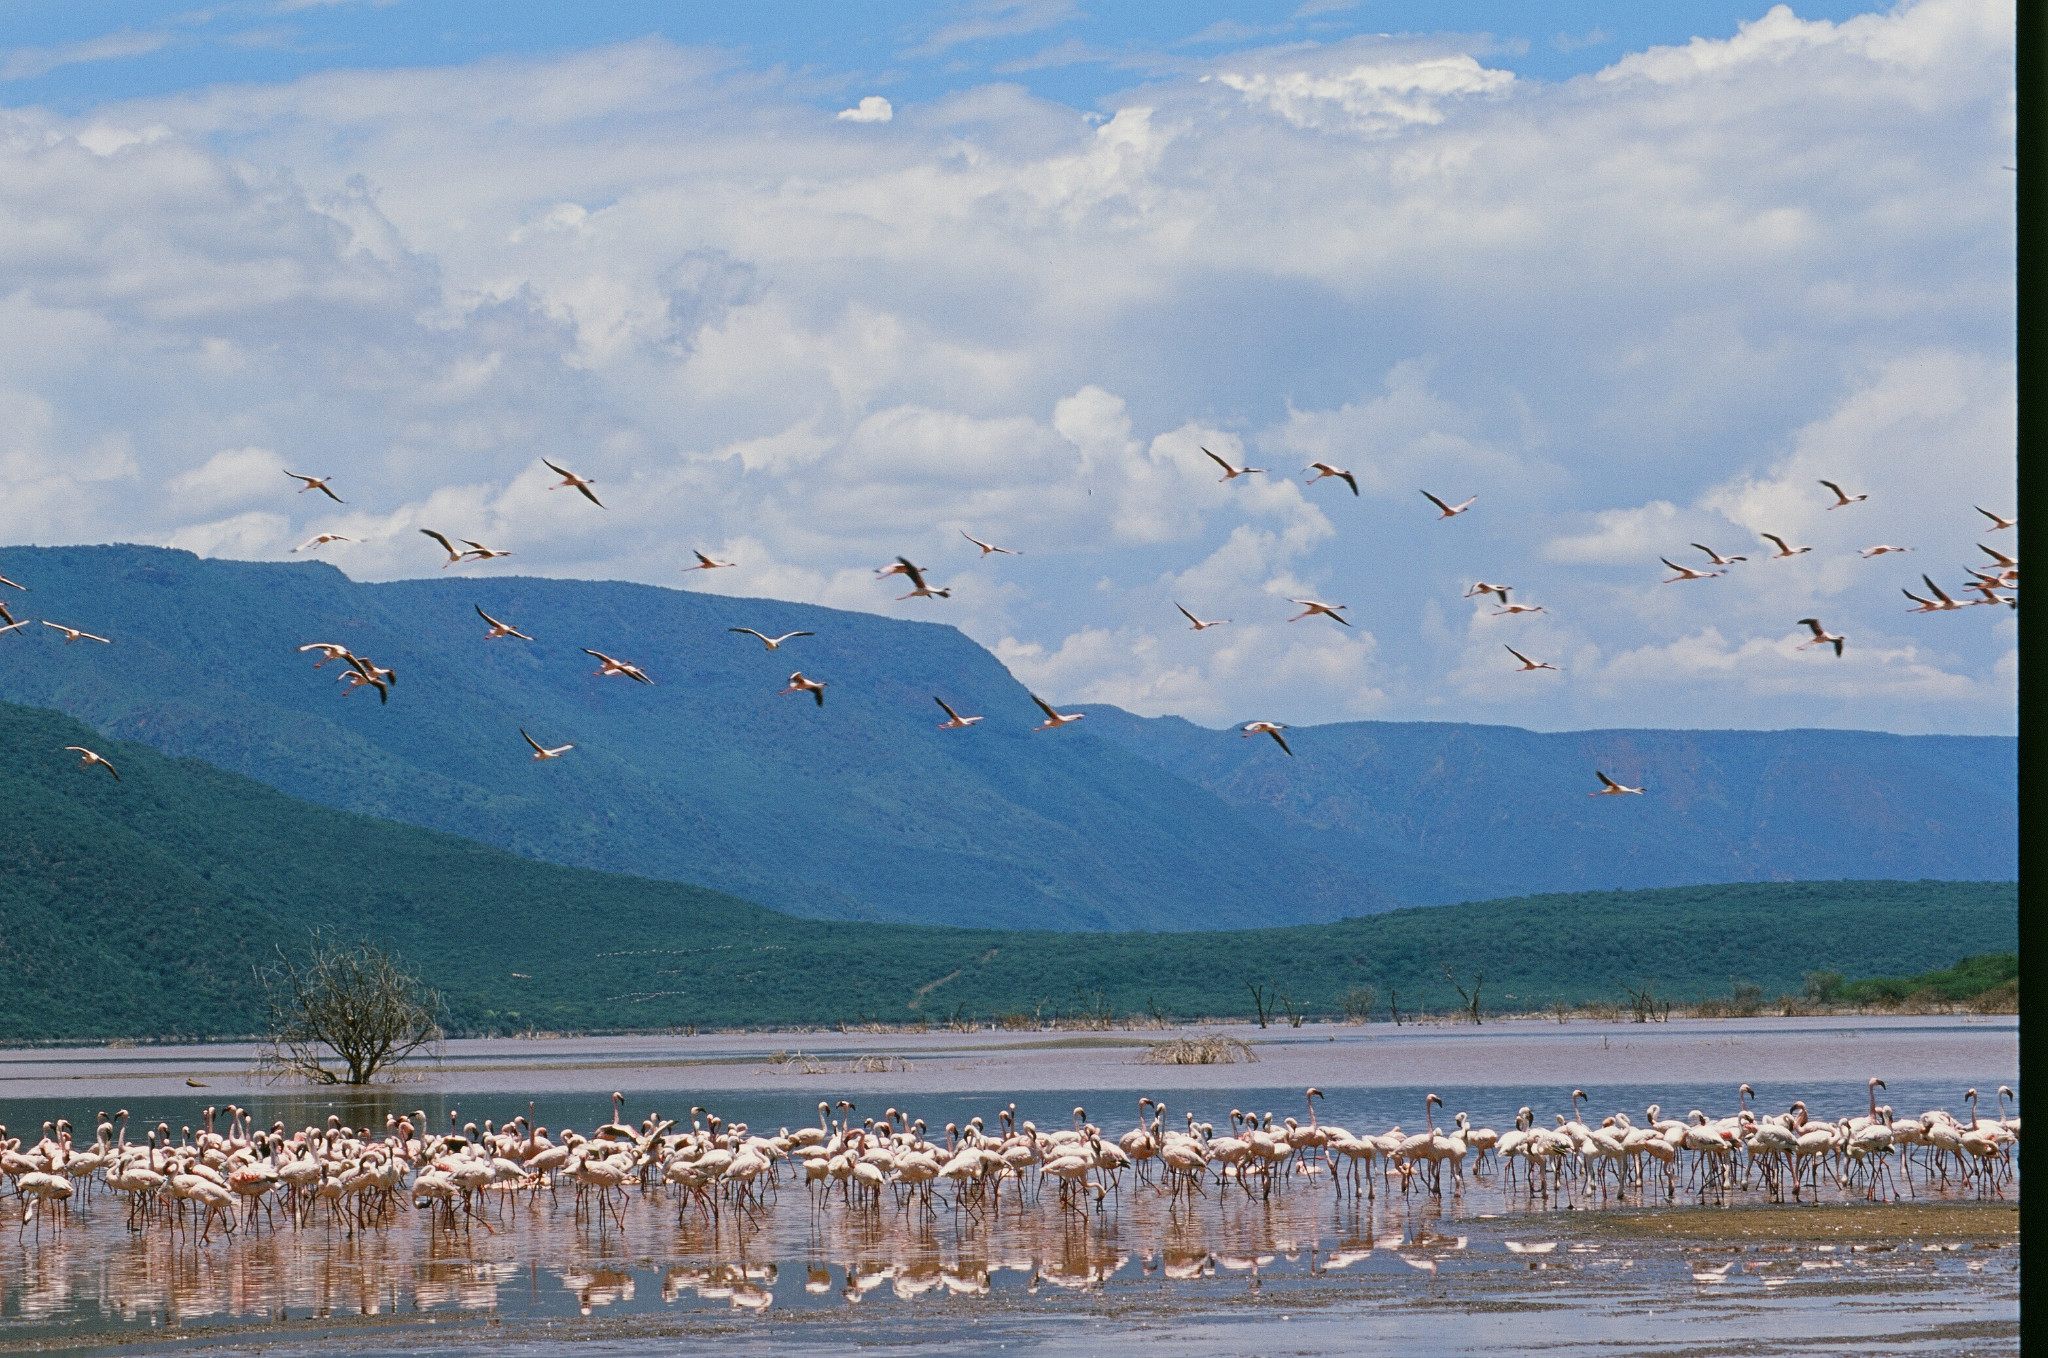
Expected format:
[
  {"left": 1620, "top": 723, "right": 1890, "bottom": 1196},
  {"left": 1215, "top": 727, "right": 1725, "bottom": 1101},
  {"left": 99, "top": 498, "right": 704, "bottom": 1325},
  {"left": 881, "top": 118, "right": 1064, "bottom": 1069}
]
[
  {"left": 0, "top": 0, "right": 2015, "bottom": 736},
  {"left": 837, "top": 97, "right": 894, "bottom": 124}
]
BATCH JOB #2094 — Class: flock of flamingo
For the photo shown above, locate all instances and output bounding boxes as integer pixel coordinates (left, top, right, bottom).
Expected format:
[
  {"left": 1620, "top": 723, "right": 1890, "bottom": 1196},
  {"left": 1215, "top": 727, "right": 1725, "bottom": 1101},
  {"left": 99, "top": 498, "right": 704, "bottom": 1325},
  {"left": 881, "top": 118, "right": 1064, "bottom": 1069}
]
[
  {"left": 0, "top": 1080, "right": 2017, "bottom": 1243},
  {"left": 22, "top": 459, "right": 2016, "bottom": 798}
]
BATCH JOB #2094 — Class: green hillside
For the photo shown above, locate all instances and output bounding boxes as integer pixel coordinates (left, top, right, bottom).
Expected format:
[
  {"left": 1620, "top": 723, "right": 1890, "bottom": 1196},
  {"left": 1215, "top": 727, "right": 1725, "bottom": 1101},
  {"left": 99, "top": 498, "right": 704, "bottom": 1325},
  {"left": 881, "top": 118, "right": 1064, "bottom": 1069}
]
[{"left": 0, "top": 701, "right": 2016, "bottom": 1041}]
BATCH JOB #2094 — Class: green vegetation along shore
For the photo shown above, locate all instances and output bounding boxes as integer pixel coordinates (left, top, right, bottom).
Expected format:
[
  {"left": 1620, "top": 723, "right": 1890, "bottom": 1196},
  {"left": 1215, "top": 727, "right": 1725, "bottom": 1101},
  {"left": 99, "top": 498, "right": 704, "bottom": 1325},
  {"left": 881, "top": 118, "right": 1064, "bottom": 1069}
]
[{"left": 0, "top": 701, "right": 2016, "bottom": 1041}]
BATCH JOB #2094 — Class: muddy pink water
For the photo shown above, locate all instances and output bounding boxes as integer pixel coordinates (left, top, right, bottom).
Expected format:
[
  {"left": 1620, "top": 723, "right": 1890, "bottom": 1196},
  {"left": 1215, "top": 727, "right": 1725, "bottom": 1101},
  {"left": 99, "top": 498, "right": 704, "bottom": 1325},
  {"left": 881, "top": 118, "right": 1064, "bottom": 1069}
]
[{"left": 0, "top": 1016, "right": 2016, "bottom": 1355}]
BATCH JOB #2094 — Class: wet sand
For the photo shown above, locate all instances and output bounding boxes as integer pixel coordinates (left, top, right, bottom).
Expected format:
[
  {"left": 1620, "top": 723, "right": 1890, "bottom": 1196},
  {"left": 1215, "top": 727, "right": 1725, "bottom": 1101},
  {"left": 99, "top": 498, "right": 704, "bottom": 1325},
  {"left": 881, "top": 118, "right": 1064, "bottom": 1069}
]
[{"left": 0, "top": 1014, "right": 2015, "bottom": 1101}]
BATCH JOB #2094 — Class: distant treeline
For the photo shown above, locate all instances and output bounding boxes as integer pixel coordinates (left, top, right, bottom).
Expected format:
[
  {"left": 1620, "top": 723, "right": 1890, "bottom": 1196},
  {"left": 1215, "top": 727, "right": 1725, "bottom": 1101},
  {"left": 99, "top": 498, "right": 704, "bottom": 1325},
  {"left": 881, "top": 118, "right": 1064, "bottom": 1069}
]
[{"left": 0, "top": 701, "right": 2017, "bottom": 1040}]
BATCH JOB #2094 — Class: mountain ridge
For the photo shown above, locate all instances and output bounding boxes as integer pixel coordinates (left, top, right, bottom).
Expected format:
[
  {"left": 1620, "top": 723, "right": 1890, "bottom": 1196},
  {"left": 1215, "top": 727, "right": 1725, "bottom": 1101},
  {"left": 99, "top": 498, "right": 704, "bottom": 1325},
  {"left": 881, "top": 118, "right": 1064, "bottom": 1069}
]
[{"left": 0, "top": 543, "right": 2014, "bottom": 926}]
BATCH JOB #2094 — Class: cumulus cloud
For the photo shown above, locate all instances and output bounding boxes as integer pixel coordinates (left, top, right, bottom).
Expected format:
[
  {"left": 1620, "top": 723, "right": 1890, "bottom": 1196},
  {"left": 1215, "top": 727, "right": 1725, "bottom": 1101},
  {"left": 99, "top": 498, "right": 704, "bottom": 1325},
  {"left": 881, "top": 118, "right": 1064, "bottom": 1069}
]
[
  {"left": 836, "top": 97, "right": 893, "bottom": 124},
  {"left": 0, "top": 0, "right": 2015, "bottom": 735}
]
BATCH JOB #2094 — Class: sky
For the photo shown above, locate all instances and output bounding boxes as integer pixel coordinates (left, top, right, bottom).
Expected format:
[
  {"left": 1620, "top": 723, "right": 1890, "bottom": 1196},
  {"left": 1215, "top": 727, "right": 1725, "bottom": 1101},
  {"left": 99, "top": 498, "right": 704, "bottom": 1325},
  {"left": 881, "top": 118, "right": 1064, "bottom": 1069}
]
[{"left": 0, "top": 0, "right": 2016, "bottom": 735}]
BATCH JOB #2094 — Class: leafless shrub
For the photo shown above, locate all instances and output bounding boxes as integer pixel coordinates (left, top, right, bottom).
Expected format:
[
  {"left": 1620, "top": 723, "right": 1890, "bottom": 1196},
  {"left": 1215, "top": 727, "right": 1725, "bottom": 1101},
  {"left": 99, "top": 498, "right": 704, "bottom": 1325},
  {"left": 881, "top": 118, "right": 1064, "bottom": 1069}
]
[
  {"left": 843, "top": 1055, "right": 912, "bottom": 1074},
  {"left": 257, "top": 934, "right": 442, "bottom": 1086},
  {"left": 1339, "top": 986, "right": 1377, "bottom": 1023},
  {"left": 1140, "top": 1034, "right": 1257, "bottom": 1066},
  {"left": 766, "top": 1050, "right": 828, "bottom": 1075}
]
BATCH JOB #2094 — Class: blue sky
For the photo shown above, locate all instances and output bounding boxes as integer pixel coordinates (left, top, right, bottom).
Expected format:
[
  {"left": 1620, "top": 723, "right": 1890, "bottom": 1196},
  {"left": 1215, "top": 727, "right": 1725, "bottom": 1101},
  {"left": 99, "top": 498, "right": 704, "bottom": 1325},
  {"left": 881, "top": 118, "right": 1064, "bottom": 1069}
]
[
  {"left": 0, "top": 2, "right": 2017, "bottom": 735},
  {"left": 4, "top": 1, "right": 1893, "bottom": 110}
]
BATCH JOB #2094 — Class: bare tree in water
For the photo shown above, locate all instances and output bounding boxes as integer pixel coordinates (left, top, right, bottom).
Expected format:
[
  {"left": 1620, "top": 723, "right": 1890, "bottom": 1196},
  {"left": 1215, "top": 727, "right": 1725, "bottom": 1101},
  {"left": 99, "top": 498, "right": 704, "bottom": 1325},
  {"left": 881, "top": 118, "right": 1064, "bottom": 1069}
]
[{"left": 258, "top": 934, "right": 443, "bottom": 1085}]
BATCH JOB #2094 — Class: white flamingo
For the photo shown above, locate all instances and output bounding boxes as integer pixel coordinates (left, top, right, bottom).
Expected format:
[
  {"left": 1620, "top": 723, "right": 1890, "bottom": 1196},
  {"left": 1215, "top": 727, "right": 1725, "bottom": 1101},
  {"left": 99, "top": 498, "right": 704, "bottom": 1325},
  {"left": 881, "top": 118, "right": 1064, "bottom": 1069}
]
[
  {"left": 1029, "top": 694, "right": 1083, "bottom": 730},
  {"left": 1303, "top": 463, "right": 1358, "bottom": 495},
  {"left": 459, "top": 539, "right": 513, "bottom": 563},
  {"left": 521, "top": 730, "right": 573, "bottom": 760},
  {"left": 1505, "top": 646, "right": 1557, "bottom": 672},
  {"left": 542, "top": 459, "right": 603, "bottom": 508},
  {"left": 283, "top": 471, "right": 343, "bottom": 503},
  {"left": 476, "top": 606, "right": 533, "bottom": 640},
  {"left": 1760, "top": 533, "right": 1811, "bottom": 559},
  {"left": 1978, "top": 544, "right": 2019, "bottom": 570},
  {"left": 1692, "top": 543, "right": 1746, "bottom": 565},
  {"left": 1176, "top": 603, "right": 1230, "bottom": 630},
  {"left": 292, "top": 534, "right": 351, "bottom": 553},
  {"left": 582, "top": 650, "right": 653, "bottom": 684},
  {"left": 1421, "top": 490, "right": 1475, "bottom": 518},
  {"left": 960, "top": 531, "right": 1018, "bottom": 556},
  {"left": 1589, "top": 770, "right": 1644, "bottom": 796},
  {"left": 420, "top": 529, "right": 471, "bottom": 567},
  {"left": 934, "top": 697, "right": 982, "bottom": 729},
  {"left": 1818, "top": 480, "right": 1866, "bottom": 509},
  {"left": 1240, "top": 722, "right": 1292, "bottom": 755},
  {"left": 42, "top": 622, "right": 111, "bottom": 644},
  {"left": 297, "top": 642, "right": 352, "bottom": 668},
  {"left": 729, "top": 628, "right": 813, "bottom": 650},
  {"left": 1203, "top": 448, "right": 1264, "bottom": 481},
  {"left": 1492, "top": 603, "right": 1546, "bottom": 616},
  {"left": 0, "top": 573, "right": 25, "bottom": 591},
  {"left": 1976, "top": 507, "right": 2016, "bottom": 531},
  {"left": 1860, "top": 544, "right": 1912, "bottom": 558},
  {"left": 780, "top": 672, "right": 828, "bottom": 706},
  {"left": 1465, "top": 582, "right": 1512, "bottom": 604},
  {"left": 1288, "top": 599, "right": 1351, "bottom": 626},
  {"left": 891, "top": 558, "right": 950, "bottom": 600},
  {"left": 63, "top": 747, "right": 120, "bottom": 781},
  {"left": 1661, "top": 557, "right": 1723, "bottom": 582},
  {"left": 1904, "top": 576, "right": 1968, "bottom": 612},
  {"left": 1795, "top": 618, "right": 1845, "bottom": 656},
  {"left": 685, "top": 550, "right": 736, "bottom": 571}
]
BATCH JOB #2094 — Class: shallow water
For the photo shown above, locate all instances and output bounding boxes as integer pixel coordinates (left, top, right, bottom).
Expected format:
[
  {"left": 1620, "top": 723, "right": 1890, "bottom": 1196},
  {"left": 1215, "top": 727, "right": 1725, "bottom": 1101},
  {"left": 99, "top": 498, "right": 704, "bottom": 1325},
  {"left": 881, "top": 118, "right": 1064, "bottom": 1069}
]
[{"left": 0, "top": 1017, "right": 2016, "bottom": 1356}]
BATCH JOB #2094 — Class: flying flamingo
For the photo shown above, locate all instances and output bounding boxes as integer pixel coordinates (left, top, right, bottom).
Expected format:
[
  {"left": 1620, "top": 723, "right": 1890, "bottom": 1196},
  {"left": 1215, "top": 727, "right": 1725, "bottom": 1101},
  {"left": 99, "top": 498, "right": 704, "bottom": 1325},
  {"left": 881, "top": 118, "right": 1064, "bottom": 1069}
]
[
  {"left": 1176, "top": 603, "right": 1229, "bottom": 630},
  {"left": 1860, "top": 545, "right": 1912, "bottom": 558},
  {"left": 1492, "top": 603, "right": 1546, "bottom": 616},
  {"left": 283, "top": 471, "right": 343, "bottom": 503},
  {"left": 0, "top": 573, "right": 24, "bottom": 590},
  {"left": 1465, "top": 582, "right": 1512, "bottom": 604},
  {"left": 420, "top": 529, "right": 471, "bottom": 567},
  {"left": 541, "top": 459, "right": 603, "bottom": 507},
  {"left": 1978, "top": 544, "right": 2019, "bottom": 570},
  {"left": 1303, "top": 463, "right": 1358, "bottom": 495},
  {"left": 729, "top": 628, "right": 813, "bottom": 650},
  {"left": 1903, "top": 576, "right": 1967, "bottom": 612},
  {"left": 1976, "top": 507, "right": 2016, "bottom": 531},
  {"left": 1660, "top": 558, "right": 1723, "bottom": 582},
  {"left": 961, "top": 531, "right": 1018, "bottom": 556},
  {"left": 1240, "top": 722, "right": 1292, "bottom": 755},
  {"left": 292, "top": 534, "right": 351, "bottom": 553},
  {"left": 475, "top": 605, "right": 532, "bottom": 640},
  {"left": 459, "top": 539, "right": 513, "bottom": 563},
  {"left": 1288, "top": 599, "right": 1351, "bottom": 626},
  {"left": 1760, "top": 533, "right": 1811, "bottom": 559},
  {"left": 0, "top": 621, "right": 31, "bottom": 639},
  {"left": 1963, "top": 580, "right": 2015, "bottom": 608},
  {"left": 1029, "top": 694, "right": 1083, "bottom": 730},
  {"left": 1203, "top": 448, "right": 1264, "bottom": 482},
  {"left": 1692, "top": 543, "right": 1746, "bottom": 565},
  {"left": 1589, "top": 771, "right": 1644, "bottom": 796},
  {"left": 892, "top": 558, "right": 950, "bottom": 600},
  {"left": 934, "top": 697, "right": 982, "bottom": 729},
  {"left": 1818, "top": 480, "right": 1866, "bottom": 509},
  {"left": 41, "top": 622, "right": 111, "bottom": 644},
  {"left": 1795, "top": 618, "right": 1845, "bottom": 656},
  {"left": 582, "top": 649, "right": 653, "bottom": 684},
  {"left": 63, "top": 747, "right": 120, "bottom": 781},
  {"left": 297, "top": 642, "right": 353, "bottom": 669},
  {"left": 780, "top": 672, "right": 828, "bottom": 706},
  {"left": 685, "top": 551, "right": 735, "bottom": 571},
  {"left": 521, "top": 730, "right": 574, "bottom": 760},
  {"left": 1504, "top": 646, "right": 1556, "bottom": 672},
  {"left": 1421, "top": 490, "right": 1475, "bottom": 518}
]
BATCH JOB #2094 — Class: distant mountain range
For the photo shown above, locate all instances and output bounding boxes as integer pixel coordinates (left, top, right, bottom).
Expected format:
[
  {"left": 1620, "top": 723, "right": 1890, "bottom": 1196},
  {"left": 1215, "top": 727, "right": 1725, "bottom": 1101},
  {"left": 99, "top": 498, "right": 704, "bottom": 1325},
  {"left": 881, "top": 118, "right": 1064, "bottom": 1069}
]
[
  {"left": 0, "top": 699, "right": 2013, "bottom": 1041},
  {"left": 0, "top": 545, "right": 2014, "bottom": 929}
]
